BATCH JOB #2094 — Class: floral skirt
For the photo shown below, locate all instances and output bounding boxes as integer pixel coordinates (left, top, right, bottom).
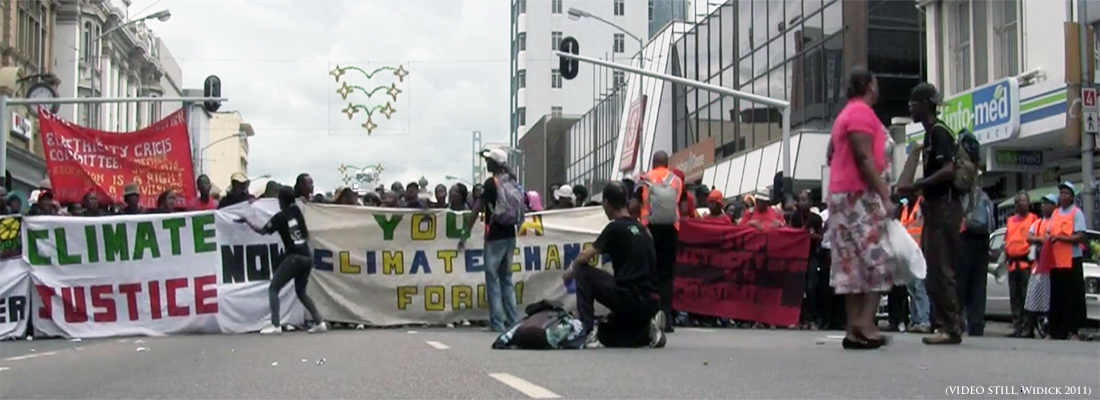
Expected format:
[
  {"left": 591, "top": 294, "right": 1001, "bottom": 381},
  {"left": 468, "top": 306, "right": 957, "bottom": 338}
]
[{"left": 826, "top": 190, "right": 896, "bottom": 295}]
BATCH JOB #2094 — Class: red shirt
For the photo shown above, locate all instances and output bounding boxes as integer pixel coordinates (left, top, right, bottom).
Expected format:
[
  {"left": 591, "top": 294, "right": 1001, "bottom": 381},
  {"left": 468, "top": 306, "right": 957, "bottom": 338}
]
[
  {"left": 739, "top": 206, "right": 784, "bottom": 228},
  {"left": 679, "top": 193, "right": 699, "bottom": 218},
  {"left": 189, "top": 197, "right": 219, "bottom": 211}
]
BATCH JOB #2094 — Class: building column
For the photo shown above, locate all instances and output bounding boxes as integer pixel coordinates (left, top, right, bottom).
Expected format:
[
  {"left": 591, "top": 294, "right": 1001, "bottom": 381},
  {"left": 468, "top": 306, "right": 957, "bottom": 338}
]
[
  {"left": 128, "top": 80, "right": 138, "bottom": 130},
  {"left": 99, "top": 56, "right": 113, "bottom": 130}
]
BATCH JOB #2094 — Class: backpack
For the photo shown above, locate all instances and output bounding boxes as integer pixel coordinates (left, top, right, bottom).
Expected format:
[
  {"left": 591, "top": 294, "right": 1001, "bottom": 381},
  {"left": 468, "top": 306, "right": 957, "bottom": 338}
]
[
  {"left": 644, "top": 171, "right": 682, "bottom": 225},
  {"left": 491, "top": 175, "right": 527, "bottom": 226},
  {"left": 949, "top": 125, "right": 980, "bottom": 196},
  {"left": 492, "top": 300, "right": 586, "bottom": 350},
  {"left": 962, "top": 188, "right": 992, "bottom": 234}
]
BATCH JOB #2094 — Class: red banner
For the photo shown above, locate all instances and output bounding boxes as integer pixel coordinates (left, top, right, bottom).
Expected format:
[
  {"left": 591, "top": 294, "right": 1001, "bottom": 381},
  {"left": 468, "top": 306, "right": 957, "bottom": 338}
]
[
  {"left": 674, "top": 218, "right": 810, "bottom": 326},
  {"left": 38, "top": 110, "right": 196, "bottom": 209}
]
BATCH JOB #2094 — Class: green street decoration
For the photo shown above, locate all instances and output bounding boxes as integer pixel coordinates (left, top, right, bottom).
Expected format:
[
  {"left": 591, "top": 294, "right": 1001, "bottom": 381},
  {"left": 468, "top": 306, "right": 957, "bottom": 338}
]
[
  {"left": 339, "top": 163, "right": 385, "bottom": 187},
  {"left": 330, "top": 65, "right": 409, "bottom": 134}
]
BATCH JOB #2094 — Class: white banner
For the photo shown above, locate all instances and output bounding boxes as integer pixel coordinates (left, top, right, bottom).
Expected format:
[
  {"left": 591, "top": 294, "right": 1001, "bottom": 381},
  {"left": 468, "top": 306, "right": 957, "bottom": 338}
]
[
  {"left": 25, "top": 203, "right": 303, "bottom": 339},
  {"left": 301, "top": 204, "right": 609, "bottom": 326},
  {"left": 0, "top": 216, "right": 31, "bottom": 339}
]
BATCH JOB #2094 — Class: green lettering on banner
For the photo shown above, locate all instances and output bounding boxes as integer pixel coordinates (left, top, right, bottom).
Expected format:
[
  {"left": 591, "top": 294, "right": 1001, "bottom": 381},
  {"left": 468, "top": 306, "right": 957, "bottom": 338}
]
[
  {"left": 192, "top": 214, "right": 216, "bottom": 253},
  {"left": 132, "top": 221, "right": 161, "bottom": 260},
  {"left": 84, "top": 225, "right": 100, "bottom": 263},
  {"left": 374, "top": 214, "right": 403, "bottom": 241},
  {"left": 162, "top": 217, "right": 186, "bottom": 256},
  {"left": 26, "top": 229, "right": 50, "bottom": 265},
  {"left": 445, "top": 213, "right": 472, "bottom": 239},
  {"left": 102, "top": 223, "right": 130, "bottom": 262},
  {"left": 54, "top": 228, "right": 81, "bottom": 265}
]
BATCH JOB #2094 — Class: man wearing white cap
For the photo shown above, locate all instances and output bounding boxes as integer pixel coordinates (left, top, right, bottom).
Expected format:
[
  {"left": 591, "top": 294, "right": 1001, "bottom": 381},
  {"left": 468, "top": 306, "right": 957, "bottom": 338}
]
[
  {"left": 460, "top": 148, "right": 525, "bottom": 332},
  {"left": 219, "top": 172, "right": 253, "bottom": 209},
  {"left": 554, "top": 185, "right": 576, "bottom": 209}
]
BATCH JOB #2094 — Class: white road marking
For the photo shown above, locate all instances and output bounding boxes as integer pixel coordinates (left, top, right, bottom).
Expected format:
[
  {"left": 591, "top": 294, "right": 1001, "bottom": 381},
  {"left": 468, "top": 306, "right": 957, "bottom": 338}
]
[
  {"left": 488, "top": 373, "right": 561, "bottom": 399},
  {"left": 0, "top": 367, "right": 10, "bottom": 372},
  {"left": 425, "top": 341, "right": 450, "bottom": 350},
  {"left": 679, "top": 328, "right": 716, "bottom": 333},
  {"left": 4, "top": 351, "right": 58, "bottom": 361}
]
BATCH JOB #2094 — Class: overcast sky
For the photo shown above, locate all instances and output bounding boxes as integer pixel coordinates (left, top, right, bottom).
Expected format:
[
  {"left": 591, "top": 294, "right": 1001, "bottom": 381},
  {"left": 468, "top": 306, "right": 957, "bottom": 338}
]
[{"left": 121, "top": 0, "right": 510, "bottom": 193}]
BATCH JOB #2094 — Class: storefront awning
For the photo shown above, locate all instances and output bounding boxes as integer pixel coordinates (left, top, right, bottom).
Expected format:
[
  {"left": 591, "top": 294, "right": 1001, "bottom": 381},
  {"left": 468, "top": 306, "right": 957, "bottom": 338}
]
[{"left": 700, "top": 132, "right": 829, "bottom": 198}]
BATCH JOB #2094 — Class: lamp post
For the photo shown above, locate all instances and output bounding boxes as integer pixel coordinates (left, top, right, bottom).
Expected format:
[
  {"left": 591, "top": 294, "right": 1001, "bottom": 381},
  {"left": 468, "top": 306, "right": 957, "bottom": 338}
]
[
  {"left": 445, "top": 175, "right": 473, "bottom": 186},
  {"left": 88, "top": 9, "right": 171, "bottom": 129},
  {"left": 567, "top": 7, "right": 645, "bottom": 84},
  {"left": 199, "top": 131, "right": 251, "bottom": 176}
]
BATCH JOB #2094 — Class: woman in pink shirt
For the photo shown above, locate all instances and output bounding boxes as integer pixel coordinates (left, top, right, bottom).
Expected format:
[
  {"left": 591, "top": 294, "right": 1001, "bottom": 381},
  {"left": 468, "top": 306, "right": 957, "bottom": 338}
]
[{"left": 825, "top": 67, "right": 896, "bottom": 350}]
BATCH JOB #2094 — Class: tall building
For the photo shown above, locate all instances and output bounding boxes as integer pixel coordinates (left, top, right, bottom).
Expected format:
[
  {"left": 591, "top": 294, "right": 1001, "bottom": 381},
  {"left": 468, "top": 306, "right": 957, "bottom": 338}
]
[
  {"left": 648, "top": 0, "right": 690, "bottom": 39},
  {"left": 911, "top": 0, "right": 1097, "bottom": 227},
  {"left": 52, "top": 0, "right": 170, "bottom": 132},
  {"left": 0, "top": 0, "right": 57, "bottom": 193},
  {"left": 157, "top": 38, "right": 183, "bottom": 116},
  {"left": 509, "top": 0, "right": 649, "bottom": 149},
  {"left": 202, "top": 112, "right": 254, "bottom": 191}
]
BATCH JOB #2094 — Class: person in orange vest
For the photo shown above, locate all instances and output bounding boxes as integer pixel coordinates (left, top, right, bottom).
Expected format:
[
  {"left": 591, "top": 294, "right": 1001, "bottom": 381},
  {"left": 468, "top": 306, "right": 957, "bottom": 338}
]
[
  {"left": 899, "top": 194, "right": 932, "bottom": 333},
  {"left": 1046, "top": 182, "right": 1088, "bottom": 340},
  {"left": 1024, "top": 193, "right": 1058, "bottom": 338},
  {"left": 639, "top": 151, "right": 684, "bottom": 333},
  {"left": 1004, "top": 191, "right": 1039, "bottom": 338}
]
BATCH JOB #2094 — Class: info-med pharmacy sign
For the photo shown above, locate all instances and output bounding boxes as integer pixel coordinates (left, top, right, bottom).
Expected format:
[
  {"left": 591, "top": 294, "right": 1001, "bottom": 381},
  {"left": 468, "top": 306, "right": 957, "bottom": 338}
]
[{"left": 939, "top": 77, "right": 1021, "bottom": 144}]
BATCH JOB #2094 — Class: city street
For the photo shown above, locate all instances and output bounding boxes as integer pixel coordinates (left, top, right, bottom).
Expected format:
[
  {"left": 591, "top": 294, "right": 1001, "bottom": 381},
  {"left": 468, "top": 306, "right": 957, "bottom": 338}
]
[{"left": 1, "top": 323, "right": 1097, "bottom": 399}]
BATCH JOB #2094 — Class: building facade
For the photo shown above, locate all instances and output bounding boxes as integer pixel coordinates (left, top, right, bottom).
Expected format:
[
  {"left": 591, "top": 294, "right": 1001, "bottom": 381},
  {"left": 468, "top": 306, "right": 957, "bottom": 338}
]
[
  {"left": 202, "top": 112, "right": 254, "bottom": 191},
  {"left": 157, "top": 38, "right": 183, "bottom": 116},
  {"left": 565, "top": 84, "right": 623, "bottom": 193},
  {"left": 509, "top": 0, "right": 649, "bottom": 150},
  {"left": 52, "top": 0, "right": 168, "bottom": 132},
  {"left": 519, "top": 114, "right": 577, "bottom": 198},
  {"left": 648, "top": 0, "right": 690, "bottom": 39},
  {"left": 909, "top": 0, "right": 1098, "bottom": 227},
  {"left": 0, "top": 0, "right": 57, "bottom": 194}
]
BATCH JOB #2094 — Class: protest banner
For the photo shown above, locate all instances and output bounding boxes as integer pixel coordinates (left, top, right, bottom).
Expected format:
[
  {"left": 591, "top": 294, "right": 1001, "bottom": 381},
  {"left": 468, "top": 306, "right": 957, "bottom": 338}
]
[
  {"left": 0, "top": 216, "right": 31, "bottom": 340},
  {"left": 300, "top": 204, "right": 608, "bottom": 326},
  {"left": 24, "top": 208, "right": 302, "bottom": 338},
  {"left": 673, "top": 218, "right": 810, "bottom": 327},
  {"left": 37, "top": 109, "right": 196, "bottom": 208}
]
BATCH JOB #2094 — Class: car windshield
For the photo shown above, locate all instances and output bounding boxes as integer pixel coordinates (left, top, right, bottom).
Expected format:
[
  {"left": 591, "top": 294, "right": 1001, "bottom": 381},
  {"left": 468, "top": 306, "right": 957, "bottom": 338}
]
[
  {"left": 989, "top": 232, "right": 1005, "bottom": 264},
  {"left": 1086, "top": 232, "right": 1100, "bottom": 263}
]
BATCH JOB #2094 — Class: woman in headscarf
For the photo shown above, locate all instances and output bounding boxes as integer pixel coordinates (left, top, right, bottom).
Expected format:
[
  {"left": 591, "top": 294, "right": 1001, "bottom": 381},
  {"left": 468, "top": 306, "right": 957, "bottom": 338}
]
[
  {"left": 432, "top": 184, "right": 449, "bottom": 208},
  {"left": 448, "top": 183, "right": 469, "bottom": 211},
  {"left": 824, "top": 67, "right": 894, "bottom": 350}
]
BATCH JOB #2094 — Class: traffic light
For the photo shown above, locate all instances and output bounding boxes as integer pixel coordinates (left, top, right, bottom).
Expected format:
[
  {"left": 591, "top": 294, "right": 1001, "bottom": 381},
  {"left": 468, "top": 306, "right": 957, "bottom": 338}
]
[
  {"left": 203, "top": 75, "right": 222, "bottom": 113},
  {"left": 559, "top": 37, "right": 579, "bottom": 81}
]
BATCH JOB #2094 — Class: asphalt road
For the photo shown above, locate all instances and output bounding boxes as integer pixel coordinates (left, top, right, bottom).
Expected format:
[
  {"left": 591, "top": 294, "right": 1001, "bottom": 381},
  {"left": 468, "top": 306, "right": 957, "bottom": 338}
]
[{"left": 1, "top": 323, "right": 1098, "bottom": 399}]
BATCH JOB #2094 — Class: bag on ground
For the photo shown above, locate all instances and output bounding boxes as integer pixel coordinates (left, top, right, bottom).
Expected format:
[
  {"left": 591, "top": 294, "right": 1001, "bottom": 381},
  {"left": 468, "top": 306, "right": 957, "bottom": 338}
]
[
  {"left": 492, "top": 175, "right": 527, "bottom": 226},
  {"left": 492, "top": 300, "right": 586, "bottom": 350},
  {"left": 885, "top": 219, "right": 927, "bottom": 284}
]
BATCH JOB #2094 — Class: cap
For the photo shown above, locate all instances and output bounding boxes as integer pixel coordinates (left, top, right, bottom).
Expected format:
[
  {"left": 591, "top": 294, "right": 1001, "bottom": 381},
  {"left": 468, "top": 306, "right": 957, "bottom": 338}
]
[
  {"left": 910, "top": 83, "right": 942, "bottom": 105},
  {"left": 483, "top": 148, "right": 509, "bottom": 165},
  {"left": 39, "top": 178, "right": 52, "bottom": 190},
  {"left": 707, "top": 190, "right": 724, "bottom": 204},
  {"left": 124, "top": 183, "right": 139, "bottom": 196},
  {"left": 1057, "top": 181, "right": 1076, "bottom": 195},
  {"left": 753, "top": 189, "right": 771, "bottom": 202},
  {"left": 1041, "top": 193, "right": 1058, "bottom": 204},
  {"left": 554, "top": 185, "right": 575, "bottom": 200},
  {"left": 230, "top": 172, "right": 249, "bottom": 183}
]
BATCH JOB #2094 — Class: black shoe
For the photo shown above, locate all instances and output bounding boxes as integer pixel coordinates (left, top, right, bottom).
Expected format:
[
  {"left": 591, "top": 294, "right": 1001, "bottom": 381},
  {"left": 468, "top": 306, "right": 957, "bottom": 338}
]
[
  {"left": 1006, "top": 331, "right": 1021, "bottom": 338},
  {"left": 922, "top": 332, "right": 962, "bottom": 345},
  {"left": 866, "top": 334, "right": 892, "bottom": 347},
  {"left": 842, "top": 337, "right": 882, "bottom": 350}
]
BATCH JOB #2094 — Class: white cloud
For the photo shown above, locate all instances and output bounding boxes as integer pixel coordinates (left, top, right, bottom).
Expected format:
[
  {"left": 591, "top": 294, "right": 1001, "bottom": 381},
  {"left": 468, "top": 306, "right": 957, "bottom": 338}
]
[{"left": 126, "top": 0, "right": 511, "bottom": 192}]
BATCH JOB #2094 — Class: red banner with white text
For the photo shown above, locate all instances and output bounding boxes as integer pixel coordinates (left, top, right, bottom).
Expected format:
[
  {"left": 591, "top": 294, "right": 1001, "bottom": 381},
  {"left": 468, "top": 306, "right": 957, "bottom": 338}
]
[
  {"left": 674, "top": 218, "right": 810, "bottom": 326},
  {"left": 38, "top": 110, "right": 196, "bottom": 209}
]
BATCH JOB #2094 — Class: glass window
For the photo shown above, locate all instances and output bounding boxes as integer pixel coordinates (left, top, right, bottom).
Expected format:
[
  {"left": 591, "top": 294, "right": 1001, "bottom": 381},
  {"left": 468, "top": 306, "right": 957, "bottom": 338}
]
[
  {"left": 972, "top": 0, "right": 988, "bottom": 86},
  {"left": 684, "top": 33, "right": 698, "bottom": 81},
  {"left": 705, "top": 9, "right": 721, "bottom": 80},
  {"left": 517, "top": 107, "right": 526, "bottom": 126},
  {"left": 552, "top": 69, "right": 562, "bottom": 88},
  {"left": 766, "top": 61, "right": 790, "bottom": 102},
  {"left": 552, "top": 31, "right": 562, "bottom": 51},
  {"left": 953, "top": 1, "right": 972, "bottom": 92},
  {"left": 823, "top": 33, "right": 845, "bottom": 118},
  {"left": 517, "top": 32, "right": 526, "bottom": 51},
  {"left": 649, "top": 0, "right": 654, "bottom": 21},
  {"left": 802, "top": 5, "right": 824, "bottom": 46},
  {"left": 720, "top": 5, "right": 736, "bottom": 69},
  {"left": 993, "top": 0, "right": 1020, "bottom": 79},
  {"left": 739, "top": 0, "right": 753, "bottom": 58},
  {"left": 614, "top": 33, "right": 625, "bottom": 53},
  {"left": 785, "top": 0, "right": 802, "bottom": 26},
  {"left": 82, "top": 22, "right": 92, "bottom": 60},
  {"left": 519, "top": 0, "right": 526, "bottom": 14},
  {"left": 751, "top": 0, "right": 767, "bottom": 53},
  {"left": 518, "top": 70, "right": 526, "bottom": 88},
  {"left": 615, "top": 0, "right": 625, "bottom": 16},
  {"left": 767, "top": 0, "right": 785, "bottom": 43},
  {"left": 823, "top": 1, "right": 842, "bottom": 37},
  {"left": 552, "top": 0, "right": 562, "bottom": 14},
  {"left": 803, "top": 0, "right": 823, "bottom": 16},
  {"left": 613, "top": 71, "right": 625, "bottom": 87},
  {"left": 752, "top": 47, "right": 768, "bottom": 80},
  {"left": 868, "top": 0, "right": 918, "bottom": 29}
]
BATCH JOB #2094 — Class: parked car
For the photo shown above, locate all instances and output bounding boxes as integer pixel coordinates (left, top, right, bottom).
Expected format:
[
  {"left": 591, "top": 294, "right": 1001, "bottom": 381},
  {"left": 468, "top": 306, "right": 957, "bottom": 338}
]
[{"left": 987, "top": 228, "right": 1100, "bottom": 323}]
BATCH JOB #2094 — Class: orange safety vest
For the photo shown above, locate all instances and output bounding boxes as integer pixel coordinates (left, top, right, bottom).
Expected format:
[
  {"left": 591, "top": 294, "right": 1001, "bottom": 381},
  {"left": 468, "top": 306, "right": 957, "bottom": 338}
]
[
  {"left": 640, "top": 167, "right": 683, "bottom": 230},
  {"left": 1048, "top": 206, "right": 1080, "bottom": 269},
  {"left": 1005, "top": 212, "right": 1038, "bottom": 271},
  {"left": 900, "top": 199, "right": 923, "bottom": 246}
]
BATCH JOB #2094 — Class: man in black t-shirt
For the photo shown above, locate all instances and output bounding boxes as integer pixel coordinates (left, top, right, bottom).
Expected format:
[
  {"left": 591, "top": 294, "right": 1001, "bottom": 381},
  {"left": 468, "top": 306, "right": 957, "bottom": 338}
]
[
  {"left": 459, "top": 149, "right": 520, "bottom": 332},
  {"left": 562, "top": 181, "right": 666, "bottom": 349},
  {"left": 899, "top": 83, "right": 963, "bottom": 345},
  {"left": 237, "top": 186, "right": 326, "bottom": 336}
]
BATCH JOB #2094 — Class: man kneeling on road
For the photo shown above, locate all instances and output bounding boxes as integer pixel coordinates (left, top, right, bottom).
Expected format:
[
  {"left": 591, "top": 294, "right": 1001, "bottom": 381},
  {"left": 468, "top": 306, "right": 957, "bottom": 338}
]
[{"left": 562, "top": 182, "right": 667, "bottom": 349}]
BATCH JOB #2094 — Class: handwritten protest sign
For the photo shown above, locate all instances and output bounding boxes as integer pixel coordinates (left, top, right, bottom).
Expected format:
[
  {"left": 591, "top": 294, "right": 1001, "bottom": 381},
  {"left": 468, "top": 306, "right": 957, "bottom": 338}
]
[{"left": 37, "top": 110, "right": 196, "bottom": 208}]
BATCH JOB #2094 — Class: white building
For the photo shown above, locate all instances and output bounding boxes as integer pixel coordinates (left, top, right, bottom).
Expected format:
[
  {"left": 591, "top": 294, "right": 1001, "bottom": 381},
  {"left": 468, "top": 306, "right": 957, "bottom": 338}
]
[
  {"left": 509, "top": 0, "right": 649, "bottom": 147},
  {"left": 908, "top": 0, "right": 1098, "bottom": 226},
  {"left": 157, "top": 38, "right": 183, "bottom": 116},
  {"left": 52, "top": 0, "right": 171, "bottom": 132},
  {"left": 201, "top": 111, "right": 254, "bottom": 191}
]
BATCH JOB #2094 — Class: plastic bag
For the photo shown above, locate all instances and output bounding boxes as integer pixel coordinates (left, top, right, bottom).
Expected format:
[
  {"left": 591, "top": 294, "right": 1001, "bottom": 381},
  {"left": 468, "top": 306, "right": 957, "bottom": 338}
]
[{"left": 885, "top": 220, "right": 927, "bottom": 284}]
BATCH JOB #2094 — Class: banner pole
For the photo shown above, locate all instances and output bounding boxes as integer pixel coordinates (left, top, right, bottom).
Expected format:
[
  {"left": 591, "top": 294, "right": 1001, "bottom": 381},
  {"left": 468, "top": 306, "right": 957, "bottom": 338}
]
[{"left": 0, "top": 96, "right": 8, "bottom": 175}]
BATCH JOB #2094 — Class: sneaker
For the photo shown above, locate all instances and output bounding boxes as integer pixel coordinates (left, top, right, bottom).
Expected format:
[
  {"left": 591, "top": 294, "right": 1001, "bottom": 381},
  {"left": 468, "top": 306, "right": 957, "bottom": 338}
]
[
  {"left": 308, "top": 322, "right": 329, "bottom": 334},
  {"left": 649, "top": 311, "right": 667, "bottom": 348},
  {"left": 584, "top": 328, "right": 601, "bottom": 349},
  {"left": 260, "top": 325, "right": 281, "bottom": 335}
]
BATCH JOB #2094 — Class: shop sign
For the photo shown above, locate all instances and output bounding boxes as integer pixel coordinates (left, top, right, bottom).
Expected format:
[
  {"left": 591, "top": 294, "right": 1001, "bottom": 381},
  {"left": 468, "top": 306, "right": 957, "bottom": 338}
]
[
  {"left": 939, "top": 77, "right": 1021, "bottom": 145},
  {"left": 10, "top": 112, "right": 32, "bottom": 140},
  {"left": 985, "top": 148, "right": 1044, "bottom": 172},
  {"left": 669, "top": 138, "right": 715, "bottom": 182},
  {"left": 618, "top": 96, "right": 648, "bottom": 172}
]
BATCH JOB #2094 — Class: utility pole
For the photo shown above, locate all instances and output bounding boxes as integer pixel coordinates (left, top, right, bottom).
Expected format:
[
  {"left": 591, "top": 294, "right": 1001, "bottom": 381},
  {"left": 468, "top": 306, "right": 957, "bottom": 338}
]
[{"left": 1079, "top": 0, "right": 1096, "bottom": 227}]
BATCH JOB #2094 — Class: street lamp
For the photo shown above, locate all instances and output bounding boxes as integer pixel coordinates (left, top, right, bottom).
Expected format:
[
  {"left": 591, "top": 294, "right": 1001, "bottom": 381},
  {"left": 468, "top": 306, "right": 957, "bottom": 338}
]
[
  {"left": 249, "top": 174, "right": 271, "bottom": 181},
  {"left": 198, "top": 131, "right": 252, "bottom": 175},
  {"left": 87, "top": 9, "right": 171, "bottom": 130},
  {"left": 94, "top": 10, "right": 171, "bottom": 41},
  {"left": 445, "top": 175, "right": 472, "bottom": 186}
]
